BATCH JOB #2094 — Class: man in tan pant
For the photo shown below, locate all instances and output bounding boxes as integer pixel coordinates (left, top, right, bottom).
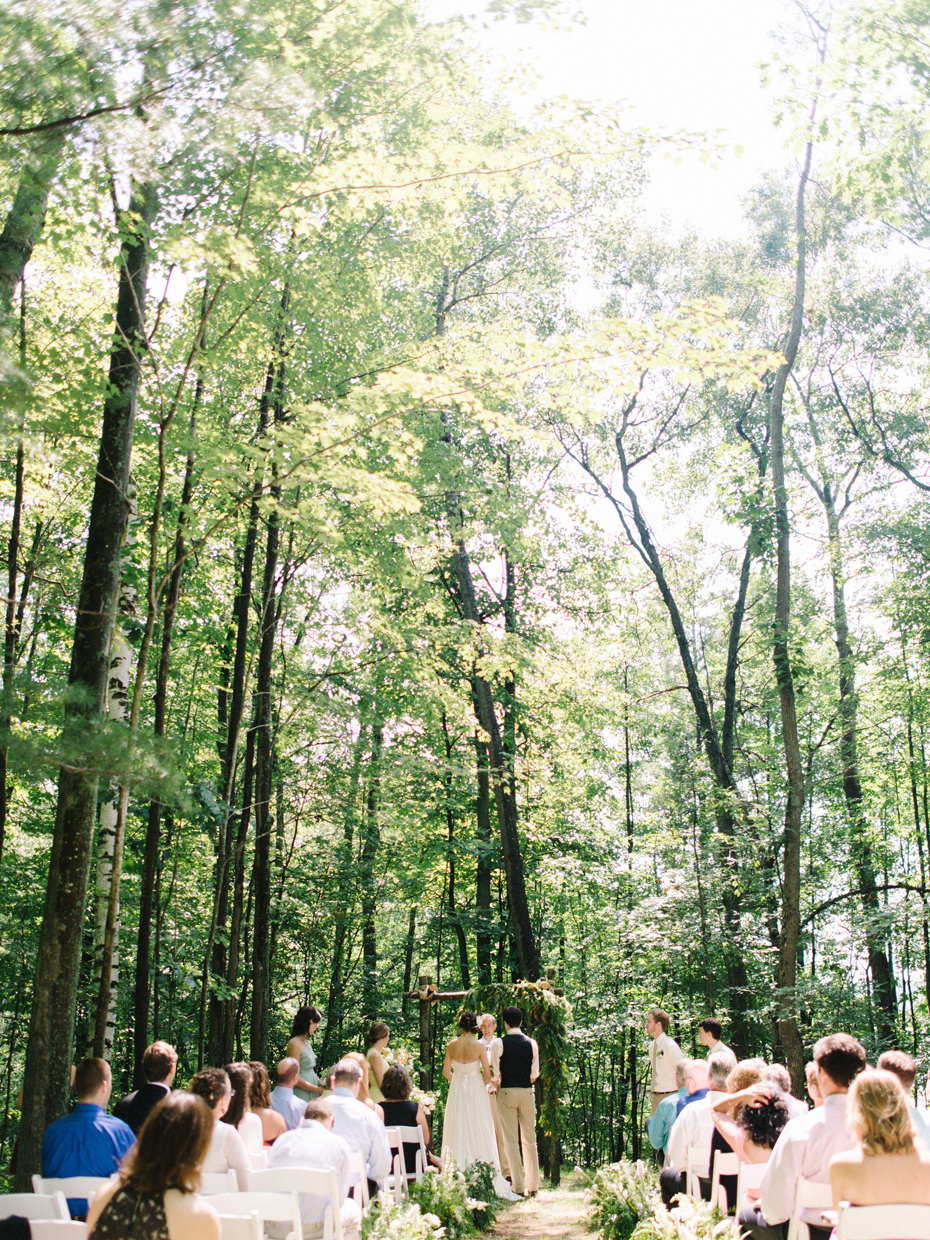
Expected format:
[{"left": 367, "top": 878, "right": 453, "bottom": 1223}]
[{"left": 492, "top": 1006, "right": 540, "bottom": 1198}]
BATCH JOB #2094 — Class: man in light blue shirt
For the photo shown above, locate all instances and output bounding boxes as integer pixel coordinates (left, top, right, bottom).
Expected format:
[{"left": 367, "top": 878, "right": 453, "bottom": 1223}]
[
  {"left": 271, "top": 1058, "right": 308, "bottom": 1131},
  {"left": 876, "top": 1050, "right": 930, "bottom": 1150},
  {"left": 647, "top": 1060, "right": 688, "bottom": 1156},
  {"left": 41, "top": 1058, "right": 135, "bottom": 1218}
]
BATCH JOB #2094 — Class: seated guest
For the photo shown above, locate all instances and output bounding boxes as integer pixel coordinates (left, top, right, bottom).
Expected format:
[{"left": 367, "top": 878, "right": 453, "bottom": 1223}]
[
  {"left": 42, "top": 1057, "right": 135, "bottom": 1218},
  {"left": 223, "top": 1061, "right": 263, "bottom": 1154},
  {"left": 708, "top": 1060, "right": 768, "bottom": 1212},
  {"left": 249, "top": 1060, "right": 286, "bottom": 1145},
  {"left": 877, "top": 1050, "right": 930, "bottom": 1151},
  {"left": 739, "top": 1032, "right": 866, "bottom": 1240},
  {"left": 328, "top": 1057, "right": 391, "bottom": 1200},
  {"left": 647, "top": 1061, "right": 688, "bottom": 1156},
  {"left": 114, "top": 1041, "right": 178, "bottom": 1135},
  {"left": 87, "top": 1091, "right": 219, "bottom": 1240},
  {"left": 662, "top": 1050, "right": 737, "bottom": 1206},
  {"left": 805, "top": 1061, "right": 823, "bottom": 1109},
  {"left": 697, "top": 1017, "right": 732, "bottom": 1059},
  {"left": 379, "top": 1065, "right": 441, "bottom": 1171},
  {"left": 712, "top": 1081, "right": 792, "bottom": 1211},
  {"left": 267, "top": 1097, "right": 360, "bottom": 1239},
  {"left": 762, "top": 1064, "right": 807, "bottom": 1119},
  {"left": 270, "top": 1057, "right": 308, "bottom": 1131},
  {"left": 188, "top": 1067, "right": 250, "bottom": 1191},
  {"left": 675, "top": 1058, "right": 710, "bottom": 1116},
  {"left": 830, "top": 1068, "right": 930, "bottom": 1209}
]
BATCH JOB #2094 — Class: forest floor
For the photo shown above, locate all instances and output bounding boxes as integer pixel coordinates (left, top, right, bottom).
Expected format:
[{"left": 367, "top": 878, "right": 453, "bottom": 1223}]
[{"left": 489, "top": 1171, "right": 591, "bottom": 1240}]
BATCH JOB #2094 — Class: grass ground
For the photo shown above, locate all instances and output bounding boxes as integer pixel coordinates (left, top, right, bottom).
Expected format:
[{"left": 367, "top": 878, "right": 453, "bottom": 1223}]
[{"left": 489, "top": 1171, "right": 590, "bottom": 1240}]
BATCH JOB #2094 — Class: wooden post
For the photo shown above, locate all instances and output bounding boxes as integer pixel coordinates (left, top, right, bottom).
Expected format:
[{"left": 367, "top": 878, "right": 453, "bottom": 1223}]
[{"left": 418, "top": 974, "right": 432, "bottom": 1091}]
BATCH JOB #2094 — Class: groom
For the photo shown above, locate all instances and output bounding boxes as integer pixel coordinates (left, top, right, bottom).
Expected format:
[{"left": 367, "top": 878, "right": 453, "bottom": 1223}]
[{"left": 492, "top": 1006, "right": 541, "bottom": 1198}]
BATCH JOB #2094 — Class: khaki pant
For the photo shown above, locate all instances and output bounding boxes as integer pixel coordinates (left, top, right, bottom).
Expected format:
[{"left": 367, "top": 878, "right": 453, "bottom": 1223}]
[
  {"left": 488, "top": 1089, "right": 510, "bottom": 1176},
  {"left": 650, "top": 1089, "right": 676, "bottom": 1115},
  {"left": 497, "top": 1087, "right": 539, "bottom": 1194}
]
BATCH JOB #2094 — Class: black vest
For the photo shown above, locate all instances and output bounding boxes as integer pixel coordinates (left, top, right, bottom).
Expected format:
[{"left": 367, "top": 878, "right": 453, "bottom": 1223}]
[{"left": 499, "top": 1031, "right": 534, "bottom": 1089}]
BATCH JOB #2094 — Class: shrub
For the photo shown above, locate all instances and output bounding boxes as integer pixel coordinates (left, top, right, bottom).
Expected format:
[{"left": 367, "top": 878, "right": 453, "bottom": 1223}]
[
  {"left": 362, "top": 1195, "right": 446, "bottom": 1240},
  {"left": 631, "top": 1196, "right": 739, "bottom": 1240},
  {"left": 586, "top": 1159, "right": 660, "bottom": 1240},
  {"left": 408, "top": 1157, "right": 504, "bottom": 1240}
]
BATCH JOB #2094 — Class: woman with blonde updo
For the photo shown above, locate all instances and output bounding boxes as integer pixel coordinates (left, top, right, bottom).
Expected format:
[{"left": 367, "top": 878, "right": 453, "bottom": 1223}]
[
  {"left": 364, "top": 1022, "right": 390, "bottom": 1103},
  {"left": 830, "top": 1068, "right": 930, "bottom": 1209}
]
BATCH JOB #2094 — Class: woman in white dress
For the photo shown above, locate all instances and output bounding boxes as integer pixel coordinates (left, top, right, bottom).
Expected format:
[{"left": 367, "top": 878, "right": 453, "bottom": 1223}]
[{"left": 441, "top": 1011, "right": 520, "bottom": 1201}]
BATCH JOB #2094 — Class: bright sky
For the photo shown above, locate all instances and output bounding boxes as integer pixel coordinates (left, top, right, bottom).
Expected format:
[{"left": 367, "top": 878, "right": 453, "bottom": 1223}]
[{"left": 427, "top": 0, "right": 796, "bottom": 239}]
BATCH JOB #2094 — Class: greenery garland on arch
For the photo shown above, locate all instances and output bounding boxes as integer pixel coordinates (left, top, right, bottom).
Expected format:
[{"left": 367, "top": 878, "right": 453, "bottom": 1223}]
[{"left": 462, "top": 979, "right": 572, "bottom": 1184}]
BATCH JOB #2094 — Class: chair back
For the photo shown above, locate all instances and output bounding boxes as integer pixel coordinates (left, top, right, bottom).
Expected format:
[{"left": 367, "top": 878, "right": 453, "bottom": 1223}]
[
  {"left": 251, "top": 1167, "right": 343, "bottom": 1240},
  {"left": 786, "top": 1177, "right": 834, "bottom": 1240},
  {"left": 249, "top": 1149, "right": 268, "bottom": 1171},
  {"left": 735, "top": 1160, "right": 767, "bottom": 1213},
  {"left": 836, "top": 1201, "right": 930, "bottom": 1239},
  {"left": 207, "top": 1190, "right": 301, "bottom": 1239},
  {"left": 200, "top": 1169, "right": 240, "bottom": 1195},
  {"left": 29, "top": 1224, "right": 88, "bottom": 1239},
  {"left": 685, "top": 1144, "right": 711, "bottom": 1200},
  {"left": 385, "top": 1128, "right": 405, "bottom": 1204},
  {"left": 31, "top": 1177, "right": 110, "bottom": 1214},
  {"left": 347, "top": 1150, "right": 369, "bottom": 1207},
  {"left": 217, "top": 1211, "right": 262, "bottom": 1240},
  {"left": 710, "top": 1152, "right": 739, "bottom": 1213},
  {"left": 0, "top": 1193, "right": 69, "bottom": 1221},
  {"left": 395, "top": 1125, "right": 428, "bottom": 1184}
]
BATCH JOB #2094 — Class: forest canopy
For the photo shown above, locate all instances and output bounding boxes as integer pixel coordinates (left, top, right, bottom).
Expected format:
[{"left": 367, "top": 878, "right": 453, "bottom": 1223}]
[{"left": 1, "top": 0, "right": 930, "bottom": 1182}]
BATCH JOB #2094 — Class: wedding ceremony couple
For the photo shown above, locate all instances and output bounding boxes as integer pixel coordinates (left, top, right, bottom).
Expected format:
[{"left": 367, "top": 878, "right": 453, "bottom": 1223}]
[{"left": 441, "top": 1006, "right": 540, "bottom": 1201}]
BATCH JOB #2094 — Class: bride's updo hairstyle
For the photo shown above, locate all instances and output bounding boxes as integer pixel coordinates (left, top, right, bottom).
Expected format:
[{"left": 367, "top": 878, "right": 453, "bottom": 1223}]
[{"left": 458, "top": 1011, "right": 479, "bottom": 1035}]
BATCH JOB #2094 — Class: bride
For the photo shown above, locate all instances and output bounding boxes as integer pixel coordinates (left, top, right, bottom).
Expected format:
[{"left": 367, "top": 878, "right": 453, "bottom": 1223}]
[{"left": 441, "top": 1011, "right": 521, "bottom": 1201}]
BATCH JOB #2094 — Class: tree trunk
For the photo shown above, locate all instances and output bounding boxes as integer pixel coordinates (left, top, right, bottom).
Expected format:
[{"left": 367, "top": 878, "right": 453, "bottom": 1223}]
[
  {"left": 474, "top": 735, "right": 493, "bottom": 984},
  {"left": 0, "top": 131, "right": 66, "bottom": 315},
  {"left": 769, "top": 143, "right": 812, "bottom": 1095},
  {"left": 224, "top": 725, "right": 255, "bottom": 1063},
  {"left": 360, "top": 714, "right": 383, "bottom": 1021},
  {"left": 15, "top": 178, "right": 155, "bottom": 1189},
  {"left": 442, "top": 712, "right": 470, "bottom": 988}
]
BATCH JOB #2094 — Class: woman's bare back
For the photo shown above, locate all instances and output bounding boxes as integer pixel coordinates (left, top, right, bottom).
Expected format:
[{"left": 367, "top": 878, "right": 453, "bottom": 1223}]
[
  {"left": 832, "top": 1149, "right": 930, "bottom": 1208},
  {"left": 447, "top": 1033, "right": 483, "bottom": 1063}
]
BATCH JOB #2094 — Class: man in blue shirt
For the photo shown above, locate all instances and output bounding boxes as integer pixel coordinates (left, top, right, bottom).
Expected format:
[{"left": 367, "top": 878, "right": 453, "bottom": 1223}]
[
  {"left": 42, "top": 1057, "right": 135, "bottom": 1217},
  {"left": 270, "top": 1058, "right": 308, "bottom": 1131},
  {"left": 647, "top": 1060, "right": 688, "bottom": 1156}
]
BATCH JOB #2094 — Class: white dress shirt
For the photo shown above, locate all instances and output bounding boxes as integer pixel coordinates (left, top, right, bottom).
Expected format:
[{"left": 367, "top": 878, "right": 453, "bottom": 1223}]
[
  {"left": 705, "top": 1039, "right": 732, "bottom": 1059},
  {"left": 666, "top": 1091, "right": 728, "bottom": 1172},
  {"left": 329, "top": 1088, "right": 391, "bottom": 1181},
  {"left": 203, "top": 1119, "right": 251, "bottom": 1190},
  {"left": 912, "top": 1104, "right": 930, "bottom": 1152},
  {"left": 268, "top": 1118, "right": 352, "bottom": 1225},
  {"left": 480, "top": 1035, "right": 503, "bottom": 1082},
  {"left": 238, "top": 1110, "right": 264, "bottom": 1153},
  {"left": 759, "top": 1092, "right": 854, "bottom": 1225},
  {"left": 490, "top": 1031, "right": 540, "bottom": 1083},
  {"left": 649, "top": 1032, "right": 684, "bottom": 1094},
  {"left": 271, "top": 1085, "right": 307, "bottom": 1131}
]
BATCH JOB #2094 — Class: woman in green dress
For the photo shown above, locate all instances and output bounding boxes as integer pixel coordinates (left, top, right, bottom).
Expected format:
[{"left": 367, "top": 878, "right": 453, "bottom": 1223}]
[{"left": 286, "top": 1005, "right": 324, "bottom": 1102}]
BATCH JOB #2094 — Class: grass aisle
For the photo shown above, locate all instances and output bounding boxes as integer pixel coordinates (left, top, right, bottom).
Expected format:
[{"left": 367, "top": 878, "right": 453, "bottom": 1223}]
[{"left": 488, "top": 1174, "right": 590, "bottom": 1240}]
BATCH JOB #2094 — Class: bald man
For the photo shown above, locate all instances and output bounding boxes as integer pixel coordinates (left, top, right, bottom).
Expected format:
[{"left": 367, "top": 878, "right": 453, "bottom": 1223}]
[{"left": 270, "top": 1057, "right": 306, "bottom": 1130}]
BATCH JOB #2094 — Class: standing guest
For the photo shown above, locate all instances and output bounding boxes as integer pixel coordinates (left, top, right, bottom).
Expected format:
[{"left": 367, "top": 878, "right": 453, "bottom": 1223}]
[
  {"left": 697, "top": 1018, "right": 732, "bottom": 1059},
  {"left": 647, "top": 1060, "right": 688, "bottom": 1157},
  {"left": 805, "top": 1061, "right": 823, "bottom": 1108},
  {"left": 645, "top": 1008, "right": 683, "bottom": 1116},
  {"left": 114, "top": 1041, "right": 178, "bottom": 1136},
  {"left": 328, "top": 1057, "right": 391, "bottom": 1200},
  {"left": 270, "top": 1058, "right": 308, "bottom": 1131},
  {"left": 364, "top": 1023, "right": 390, "bottom": 1104},
  {"left": 188, "top": 1067, "right": 250, "bottom": 1191},
  {"left": 830, "top": 1068, "right": 930, "bottom": 1209},
  {"left": 42, "top": 1057, "right": 135, "bottom": 1218},
  {"left": 478, "top": 1013, "right": 509, "bottom": 1178},
  {"left": 286, "top": 1007, "right": 325, "bottom": 1102},
  {"left": 267, "top": 1098, "right": 359, "bottom": 1239},
  {"left": 86, "top": 1092, "right": 219, "bottom": 1240},
  {"left": 223, "top": 1062, "right": 263, "bottom": 1154},
  {"left": 739, "top": 1032, "right": 866, "bottom": 1240},
  {"left": 380, "top": 1065, "right": 441, "bottom": 1172},
  {"left": 249, "top": 1061, "right": 286, "bottom": 1145},
  {"left": 877, "top": 1050, "right": 930, "bottom": 1151},
  {"left": 494, "top": 1007, "right": 541, "bottom": 1200},
  {"left": 662, "top": 1050, "right": 736, "bottom": 1206}
]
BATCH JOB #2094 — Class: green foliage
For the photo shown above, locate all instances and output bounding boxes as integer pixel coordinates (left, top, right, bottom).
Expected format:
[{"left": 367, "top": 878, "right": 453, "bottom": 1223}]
[
  {"left": 585, "top": 1159, "right": 659, "bottom": 1240},
  {"left": 407, "top": 1158, "right": 503, "bottom": 1240},
  {"left": 629, "top": 1196, "right": 737, "bottom": 1240},
  {"left": 362, "top": 1195, "right": 447, "bottom": 1240}
]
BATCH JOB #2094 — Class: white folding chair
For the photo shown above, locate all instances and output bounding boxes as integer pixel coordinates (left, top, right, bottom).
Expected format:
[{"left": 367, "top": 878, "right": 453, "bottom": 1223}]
[
  {"left": 217, "top": 1212, "right": 262, "bottom": 1240},
  {"left": 735, "top": 1160, "right": 767, "bottom": 1214},
  {"left": 710, "top": 1151, "right": 739, "bottom": 1212},
  {"left": 393, "top": 1126, "right": 428, "bottom": 1185},
  {"left": 836, "top": 1201, "right": 930, "bottom": 1239},
  {"left": 209, "top": 1189, "right": 302, "bottom": 1240},
  {"left": 32, "top": 1177, "right": 110, "bottom": 1216},
  {"left": 252, "top": 1167, "right": 345, "bottom": 1240},
  {"left": 385, "top": 1128, "right": 406, "bottom": 1204},
  {"left": 29, "top": 1224, "right": 88, "bottom": 1239},
  {"left": 0, "top": 1192, "right": 69, "bottom": 1221},
  {"left": 787, "top": 1178, "right": 834, "bottom": 1240},
  {"left": 200, "top": 1169, "right": 241, "bottom": 1195},
  {"left": 249, "top": 1149, "right": 268, "bottom": 1171},
  {"left": 685, "top": 1144, "right": 711, "bottom": 1200},
  {"left": 347, "top": 1150, "right": 369, "bottom": 1207}
]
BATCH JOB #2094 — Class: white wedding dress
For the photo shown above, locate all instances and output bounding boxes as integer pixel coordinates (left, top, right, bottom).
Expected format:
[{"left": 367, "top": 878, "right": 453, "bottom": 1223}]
[{"left": 441, "top": 1059, "right": 521, "bottom": 1200}]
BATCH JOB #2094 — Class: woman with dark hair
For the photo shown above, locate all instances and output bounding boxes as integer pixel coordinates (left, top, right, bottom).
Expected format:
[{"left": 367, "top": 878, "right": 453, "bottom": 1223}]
[
  {"left": 188, "top": 1067, "right": 250, "bottom": 1191},
  {"left": 223, "top": 1062, "right": 262, "bottom": 1154},
  {"left": 286, "top": 1006, "right": 324, "bottom": 1102},
  {"left": 830, "top": 1068, "right": 930, "bottom": 1209},
  {"left": 381, "top": 1065, "right": 441, "bottom": 1171},
  {"left": 364, "top": 1021, "right": 390, "bottom": 1103},
  {"left": 86, "top": 1092, "right": 219, "bottom": 1240},
  {"left": 441, "top": 1011, "right": 519, "bottom": 1200},
  {"left": 711, "top": 1079, "right": 791, "bottom": 1211},
  {"left": 248, "top": 1061, "right": 286, "bottom": 1145}
]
